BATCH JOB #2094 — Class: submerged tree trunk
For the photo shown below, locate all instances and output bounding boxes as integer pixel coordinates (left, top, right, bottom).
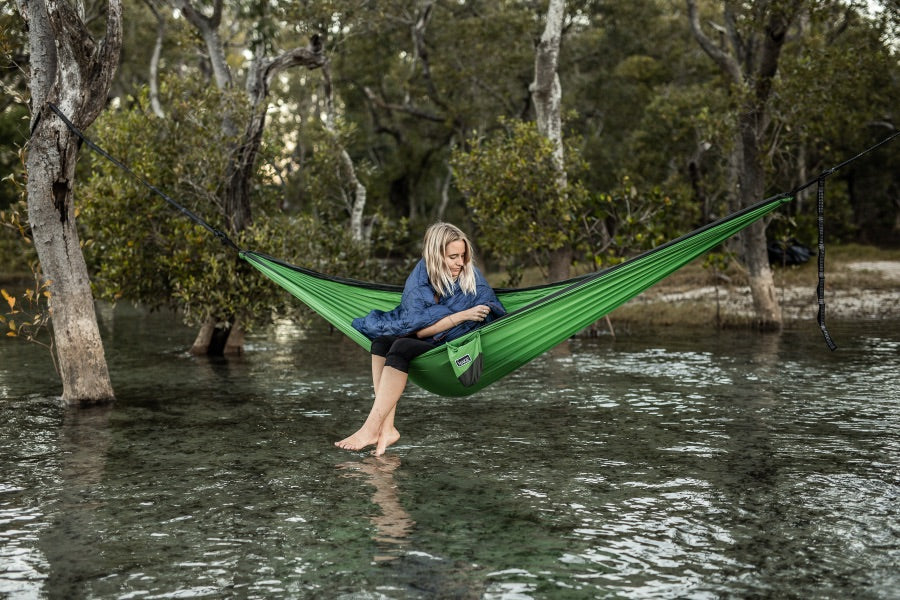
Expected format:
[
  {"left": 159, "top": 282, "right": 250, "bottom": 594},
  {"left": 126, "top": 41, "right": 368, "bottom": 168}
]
[
  {"left": 531, "top": 0, "right": 571, "bottom": 283},
  {"left": 189, "top": 317, "right": 217, "bottom": 355},
  {"left": 17, "top": 0, "right": 122, "bottom": 405}
]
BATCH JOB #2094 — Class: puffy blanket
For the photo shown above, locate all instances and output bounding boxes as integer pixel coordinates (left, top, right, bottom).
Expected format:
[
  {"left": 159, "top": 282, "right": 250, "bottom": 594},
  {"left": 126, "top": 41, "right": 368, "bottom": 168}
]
[{"left": 352, "top": 259, "right": 506, "bottom": 344}]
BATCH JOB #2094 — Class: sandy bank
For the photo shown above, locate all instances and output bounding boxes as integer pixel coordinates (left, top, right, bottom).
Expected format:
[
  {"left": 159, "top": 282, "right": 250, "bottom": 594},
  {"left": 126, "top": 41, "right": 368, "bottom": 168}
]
[{"left": 612, "top": 260, "right": 900, "bottom": 326}]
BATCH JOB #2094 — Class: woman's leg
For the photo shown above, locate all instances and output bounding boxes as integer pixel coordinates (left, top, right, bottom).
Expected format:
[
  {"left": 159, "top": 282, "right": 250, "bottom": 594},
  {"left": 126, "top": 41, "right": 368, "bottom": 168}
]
[
  {"left": 335, "top": 365, "right": 408, "bottom": 455},
  {"left": 371, "top": 354, "right": 400, "bottom": 452},
  {"left": 336, "top": 337, "right": 433, "bottom": 454}
]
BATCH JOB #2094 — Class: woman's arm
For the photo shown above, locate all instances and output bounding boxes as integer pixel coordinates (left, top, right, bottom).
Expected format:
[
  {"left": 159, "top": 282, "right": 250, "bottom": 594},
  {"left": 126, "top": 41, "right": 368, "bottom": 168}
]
[{"left": 415, "top": 305, "right": 490, "bottom": 339}]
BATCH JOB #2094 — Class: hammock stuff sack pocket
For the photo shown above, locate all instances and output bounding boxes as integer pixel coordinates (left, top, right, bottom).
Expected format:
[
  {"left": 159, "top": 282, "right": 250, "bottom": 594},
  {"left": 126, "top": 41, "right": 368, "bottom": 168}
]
[{"left": 447, "top": 332, "right": 483, "bottom": 387}]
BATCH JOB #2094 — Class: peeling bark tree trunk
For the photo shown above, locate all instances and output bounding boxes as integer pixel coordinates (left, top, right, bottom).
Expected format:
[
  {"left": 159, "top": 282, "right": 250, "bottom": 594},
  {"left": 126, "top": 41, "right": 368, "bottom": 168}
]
[
  {"left": 531, "top": 0, "right": 571, "bottom": 282},
  {"left": 687, "top": 0, "right": 803, "bottom": 330},
  {"left": 16, "top": 0, "right": 122, "bottom": 405}
]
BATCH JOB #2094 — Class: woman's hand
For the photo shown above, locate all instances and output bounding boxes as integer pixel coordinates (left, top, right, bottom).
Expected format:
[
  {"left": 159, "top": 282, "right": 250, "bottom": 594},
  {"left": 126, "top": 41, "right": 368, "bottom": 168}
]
[
  {"left": 457, "top": 304, "right": 491, "bottom": 323},
  {"left": 417, "top": 304, "right": 491, "bottom": 338}
]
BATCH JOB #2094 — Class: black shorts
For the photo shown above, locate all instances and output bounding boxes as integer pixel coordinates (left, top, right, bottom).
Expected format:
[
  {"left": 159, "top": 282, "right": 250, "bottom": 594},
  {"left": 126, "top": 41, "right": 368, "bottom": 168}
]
[{"left": 371, "top": 335, "right": 436, "bottom": 373}]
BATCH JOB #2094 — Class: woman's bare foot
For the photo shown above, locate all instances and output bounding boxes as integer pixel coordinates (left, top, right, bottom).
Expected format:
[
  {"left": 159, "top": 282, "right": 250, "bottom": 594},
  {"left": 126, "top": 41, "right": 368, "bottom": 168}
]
[
  {"left": 335, "top": 427, "right": 379, "bottom": 451},
  {"left": 374, "top": 427, "right": 401, "bottom": 457}
]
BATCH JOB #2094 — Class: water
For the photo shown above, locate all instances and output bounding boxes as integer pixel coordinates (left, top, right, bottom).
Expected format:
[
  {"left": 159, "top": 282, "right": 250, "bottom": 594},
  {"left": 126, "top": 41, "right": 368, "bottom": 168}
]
[{"left": 1, "top": 307, "right": 898, "bottom": 599}]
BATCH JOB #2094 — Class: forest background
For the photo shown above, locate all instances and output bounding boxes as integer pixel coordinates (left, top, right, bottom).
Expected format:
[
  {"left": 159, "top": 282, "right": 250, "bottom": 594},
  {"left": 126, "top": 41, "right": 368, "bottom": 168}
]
[{"left": 1, "top": 1, "right": 898, "bottom": 373}]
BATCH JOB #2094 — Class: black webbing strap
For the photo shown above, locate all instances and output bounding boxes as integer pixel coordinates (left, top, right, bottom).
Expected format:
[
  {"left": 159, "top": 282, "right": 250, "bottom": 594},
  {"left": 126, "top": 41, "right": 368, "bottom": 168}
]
[
  {"left": 816, "top": 175, "right": 837, "bottom": 351},
  {"left": 44, "top": 103, "right": 240, "bottom": 252}
]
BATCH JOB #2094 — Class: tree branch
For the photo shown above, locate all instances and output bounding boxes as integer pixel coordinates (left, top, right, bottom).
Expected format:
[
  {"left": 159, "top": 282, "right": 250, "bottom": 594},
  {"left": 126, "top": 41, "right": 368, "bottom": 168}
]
[
  {"left": 363, "top": 86, "right": 445, "bottom": 123},
  {"left": 263, "top": 34, "right": 326, "bottom": 89},
  {"left": 686, "top": 0, "right": 742, "bottom": 84},
  {"left": 143, "top": 0, "right": 166, "bottom": 117},
  {"left": 410, "top": 1, "right": 448, "bottom": 112},
  {"left": 173, "top": 0, "right": 231, "bottom": 89}
]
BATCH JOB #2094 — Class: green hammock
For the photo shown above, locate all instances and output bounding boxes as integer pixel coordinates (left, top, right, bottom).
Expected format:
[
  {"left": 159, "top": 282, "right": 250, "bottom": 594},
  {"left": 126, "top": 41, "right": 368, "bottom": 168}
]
[
  {"left": 241, "top": 194, "right": 793, "bottom": 397},
  {"left": 44, "top": 102, "right": 899, "bottom": 394}
]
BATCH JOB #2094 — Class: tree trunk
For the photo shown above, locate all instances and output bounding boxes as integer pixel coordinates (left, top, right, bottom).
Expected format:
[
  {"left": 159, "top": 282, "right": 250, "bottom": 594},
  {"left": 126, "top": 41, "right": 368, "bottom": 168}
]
[
  {"left": 223, "top": 319, "right": 245, "bottom": 355},
  {"left": 686, "top": 0, "right": 802, "bottom": 330},
  {"left": 17, "top": 0, "right": 122, "bottom": 405},
  {"left": 531, "top": 0, "right": 571, "bottom": 282},
  {"left": 531, "top": 0, "right": 565, "bottom": 176},
  {"left": 737, "top": 120, "right": 782, "bottom": 328},
  {"left": 223, "top": 111, "right": 262, "bottom": 232},
  {"left": 548, "top": 246, "right": 573, "bottom": 284},
  {"left": 145, "top": 0, "right": 165, "bottom": 118},
  {"left": 322, "top": 62, "right": 367, "bottom": 242},
  {"left": 174, "top": 0, "right": 231, "bottom": 90},
  {"left": 189, "top": 316, "right": 217, "bottom": 355}
]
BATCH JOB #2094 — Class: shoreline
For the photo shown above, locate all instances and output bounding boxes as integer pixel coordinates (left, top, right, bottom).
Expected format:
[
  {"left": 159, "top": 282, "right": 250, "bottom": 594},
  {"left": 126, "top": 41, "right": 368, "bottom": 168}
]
[
  {"left": 3, "top": 251, "right": 898, "bottom": 330},
  {"left": 607, "top": 259, "right": 900, "bottom": 328}
]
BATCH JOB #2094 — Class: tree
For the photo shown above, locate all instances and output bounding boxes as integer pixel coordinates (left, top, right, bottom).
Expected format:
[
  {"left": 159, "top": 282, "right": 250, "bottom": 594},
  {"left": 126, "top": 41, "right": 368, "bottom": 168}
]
[
  {"left": 451, "top": 119, "right": 588, "bottom": 286},
  {"left": 686, "top": 0, "right": 805, "bottom": 330},
  {"left": 171, "top": 0, "right": 327, "bottom": 353},
  {"left": 76, "top": 79, "right": 401, "bottom": 351},
  {"left": 531, "top": 0, "right": 572, "bottom": 282},
  {"left": 15, "top": 0, "right": 122, "bottom": 405},
  {"left": 330, "top": 0, "right": 537, "bottom": 225}
]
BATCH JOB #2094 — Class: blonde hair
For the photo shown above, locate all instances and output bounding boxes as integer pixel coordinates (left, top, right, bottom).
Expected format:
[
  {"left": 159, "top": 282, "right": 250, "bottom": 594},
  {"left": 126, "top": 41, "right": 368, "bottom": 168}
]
[{"left": 423, "top": 222, "right": 477, "bottom": 297}]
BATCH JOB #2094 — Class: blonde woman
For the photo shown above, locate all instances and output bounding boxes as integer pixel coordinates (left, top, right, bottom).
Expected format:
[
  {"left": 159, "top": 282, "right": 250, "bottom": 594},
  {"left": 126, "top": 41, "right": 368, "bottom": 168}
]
[{"left": 337, "top": 222, "right": 505, "bottom": 455}]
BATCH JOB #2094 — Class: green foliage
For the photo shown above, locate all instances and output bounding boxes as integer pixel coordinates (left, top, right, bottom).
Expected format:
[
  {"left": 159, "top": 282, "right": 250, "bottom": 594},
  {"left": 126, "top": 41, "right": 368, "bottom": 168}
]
[
  {"left": 453, "top": 117, "right": 699, "bottom": 282},
  {"left": 0, "top": 202, "right": 55, "bottom": 369},
  {"left": 316, "top": 0, "right": 538, "bottom": 224},
  {"left": 451, "top": 119, "right": 589, "bottom": 282},
  {"left": 769, "top": 4, "right": 900, "bottom": 244},
  {"left": 75, "top": 81, "right": 302, "bottom": 328},
  {"left": 10, "top": 0, "right": 892, "bottom": 319},
  {"left": 164, "top": 214, "right": 381, "bottom": 329},
  {"left": 290, "top": 116, "right": 373, "bottom": 223},
  {"left": 76, "top": 78, "right": 405, "bottom": 330},
  {"left": 579, "top": 176, "right": 681, "bottom": 270},
  {"left": 0, "top": 7, "right": 29, "bottom": 212}
]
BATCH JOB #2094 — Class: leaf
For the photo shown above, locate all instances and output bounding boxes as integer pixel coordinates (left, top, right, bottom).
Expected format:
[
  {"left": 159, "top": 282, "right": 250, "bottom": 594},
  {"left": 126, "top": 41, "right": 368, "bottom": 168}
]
[{"left": 1, "top": 289, "right": 14, "bottom": 311}]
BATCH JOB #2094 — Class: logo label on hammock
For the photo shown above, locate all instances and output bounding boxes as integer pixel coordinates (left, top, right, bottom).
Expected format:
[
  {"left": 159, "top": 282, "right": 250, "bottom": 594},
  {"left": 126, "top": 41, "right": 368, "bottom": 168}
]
[{"left": 455, "top": 354, "right": 472, "bottom": 367}]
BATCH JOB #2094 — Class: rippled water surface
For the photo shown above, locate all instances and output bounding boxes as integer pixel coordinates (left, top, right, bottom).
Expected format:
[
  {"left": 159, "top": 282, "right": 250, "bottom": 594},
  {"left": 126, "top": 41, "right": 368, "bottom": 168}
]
[{"left": 1, "top": 308, "right": 898, "bottom": 599}]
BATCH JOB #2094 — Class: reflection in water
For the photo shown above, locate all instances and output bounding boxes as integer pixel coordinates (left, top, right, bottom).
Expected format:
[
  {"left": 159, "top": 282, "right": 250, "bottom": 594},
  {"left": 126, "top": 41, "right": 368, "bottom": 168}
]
[
  {"left": 41, "top": 405, "right": 112, "bottom": 599},
  {"left": 338, "top": 456, "right": 415, "bottom": 562},
  {"left": 715, "top": 332, "right": 785, "bottom": 590},
  {"left": 1, "top": 311, "right": 898, "bottom": 599}
]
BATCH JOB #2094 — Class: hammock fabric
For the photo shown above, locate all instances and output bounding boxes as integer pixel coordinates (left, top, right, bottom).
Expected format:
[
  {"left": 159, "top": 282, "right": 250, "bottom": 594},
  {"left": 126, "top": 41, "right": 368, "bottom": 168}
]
[
  {"left": 43, "top": 102, "right": 899, "bottom": 397},
  {"left": 241, "top": 193, "right": 792, "bottom": 397}
]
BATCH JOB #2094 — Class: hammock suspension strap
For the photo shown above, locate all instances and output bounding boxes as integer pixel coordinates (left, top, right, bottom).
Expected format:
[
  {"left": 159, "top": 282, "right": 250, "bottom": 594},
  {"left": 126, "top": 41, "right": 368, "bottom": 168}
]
[
  {"left": 43, "top": 102, "right": 240, "bottom": 252},
  {"left": 41, "top": 102, "right": 899, "bottom": 355},
  {"left": 816, "top": 175, "right": 837, "bottom": 351}
]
